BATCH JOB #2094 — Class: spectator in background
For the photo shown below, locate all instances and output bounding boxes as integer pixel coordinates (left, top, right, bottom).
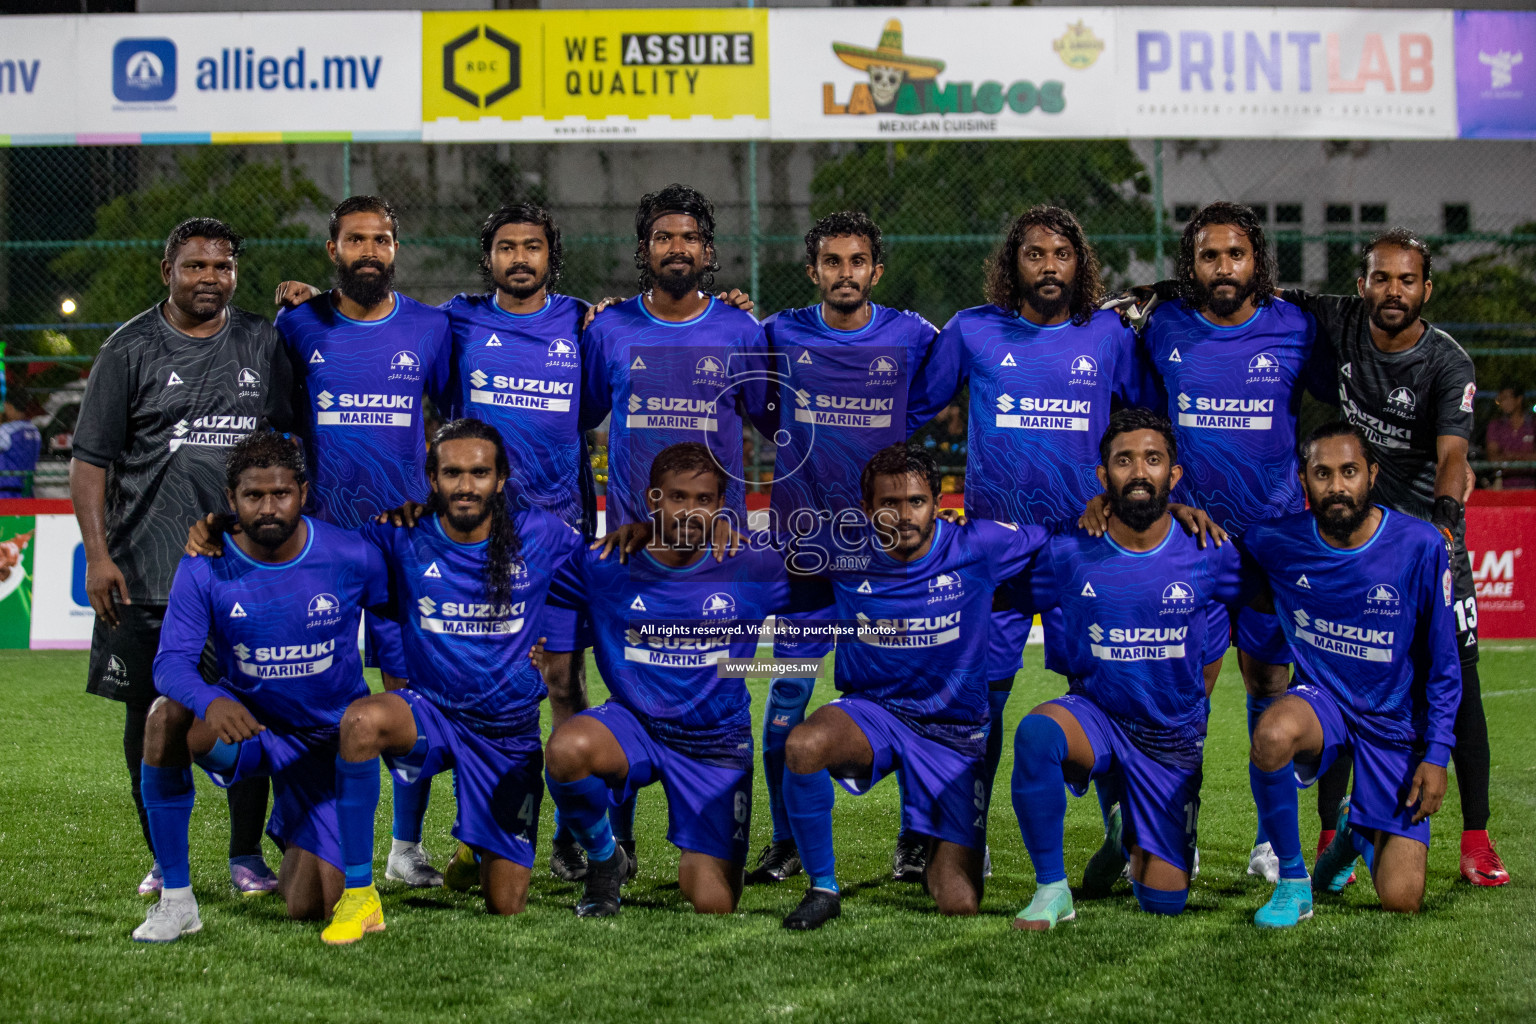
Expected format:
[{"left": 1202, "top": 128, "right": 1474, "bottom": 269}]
[
  {"left": 1485, "top": 384, "right": 1535, "bottom": 489},
  {"left": 0, "top": 399, "right": 42, "bottom": 497}
]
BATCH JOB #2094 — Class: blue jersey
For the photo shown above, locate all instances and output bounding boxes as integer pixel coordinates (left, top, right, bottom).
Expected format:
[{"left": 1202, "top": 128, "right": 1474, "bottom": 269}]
[
  {"left": 0, "top": 419, "right": 41, "bottom": 496},
  {"left": 1143, "top": 298, "right": 1318, "bottom": 535},
  {"left": 912, "top": 305, "right": 1150, "bottom": 524},
  {"left": 361, "top": 510, "right": 583, "bottom": 735},
  {"left": 442, "top": 292, "right": 596, "bottom": 535},
  {"left": 758, "top": 304, "right": 940, "bottom": 524},
  {"left": 1012, "top": 521, "right": 1242, "bottom": 769},
  {"left": 1243, "top": 508, "right": 1461, "bottom": 760},
  {"left": 797, "top": 517, "right": 1046, "bottom": 745},
  {"left": 550, "top": 542, "right": 792, "bottom": 764},
  {"left": 153, "top": 519, "right": 389, "bottom": 731},
  {"left": 278, "top": 293, "right": 452, "bottom": 530},
  {"left": 581, "top": 296, "right": 764, "bottom": 528}
]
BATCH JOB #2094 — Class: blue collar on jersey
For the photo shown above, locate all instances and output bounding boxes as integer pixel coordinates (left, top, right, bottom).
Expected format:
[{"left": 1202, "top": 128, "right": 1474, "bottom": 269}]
[
  {"left": 427, "top": 511, "right": 489, "bottom": 550},
  {"left": 224, "top": 515, "right": 316, "bottom": 570},
  {"left": 1102, "top": 519, "right": 1178, "bottom": 558},
  {"left": 329, "top": 292, "right": 401, "bottom": 327},
  {"left": 871, "top": 516, "right": 944, "bottom": 568},
  {"left": 1308, "top": 505, "right": 1390, "bottom": 556},
  {"left": 638, "top": 294, "right": 715, "bottom": 328},
  {"left": 638, "top": 546, "right": 712, "bottom": 575},
  {"left": 1191, "top": 302, "right": 1263, "bottom": 332},
  {"left": 813, "top": 303, "right": 881, "bottom": 337},
  {"left": 487, "top": 292, "right": 552, "bottom": 321}
]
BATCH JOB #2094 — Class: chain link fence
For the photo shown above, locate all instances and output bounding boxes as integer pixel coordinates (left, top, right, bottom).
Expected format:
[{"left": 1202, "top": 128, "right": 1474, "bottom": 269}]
[{"left": 3, "top": 137, "right": 1534, "bottom": 496}]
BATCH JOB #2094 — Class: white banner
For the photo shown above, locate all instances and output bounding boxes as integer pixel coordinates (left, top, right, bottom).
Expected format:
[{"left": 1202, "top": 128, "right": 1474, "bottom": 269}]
[
  {"left": 2, "top": 13, "right": 421, "bottom": 142},
  {"left": 769, "top": 8, "right": 1119, "bottom": 140},
  {"left": 1116, "top": 7, "right": 1458, "bottom": 138},
  {"left": 29, "top": 514, "right": 93, "bottom": 650}
]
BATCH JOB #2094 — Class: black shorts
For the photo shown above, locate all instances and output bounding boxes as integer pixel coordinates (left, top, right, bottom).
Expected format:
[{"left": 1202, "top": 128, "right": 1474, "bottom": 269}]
[{"left": 87, "top": 603, "right": 216, "bottom": 706}]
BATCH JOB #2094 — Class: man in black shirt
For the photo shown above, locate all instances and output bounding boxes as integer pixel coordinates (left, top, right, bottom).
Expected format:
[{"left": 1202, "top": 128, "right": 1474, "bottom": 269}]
[
  {"left": 1282, "top": 228, "right": 1509, "bottom": 887},
  {"left": 71, "top": 218, "right": 296, "bottom": 896}
]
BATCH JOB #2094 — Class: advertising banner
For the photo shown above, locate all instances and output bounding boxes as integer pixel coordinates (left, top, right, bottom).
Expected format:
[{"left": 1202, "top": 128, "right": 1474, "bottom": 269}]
[
  {"left": 1455, "top": 10, "right": 1536, "bottom": 138},
  {"left": 29, "top": 513, "right": 93, "bottom": 650},
  {"left": 1466, "top": 503, "right": 1535, "bottom": 641},
  {"left": 769, "top": 8, "right": 1117, "bottom": 140},
  {"left": 1, "top": 13, "right": 422, "bottom": 145},
  {"left": 421, "top": 9, "right": 768, "bottom": 141},
  {"left": 0, "top": 516, "right": 36, "bottom": 650},
  {"left": 1115, "top": 7, "right": 1457, "bottom": 139}
]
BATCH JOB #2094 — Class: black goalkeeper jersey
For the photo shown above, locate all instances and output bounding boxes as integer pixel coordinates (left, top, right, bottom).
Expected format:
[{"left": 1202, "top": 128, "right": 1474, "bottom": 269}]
[
  {"left": 1281, "top": 290, "right": 1476, "bottom": 522},
  {"left": 72, "top": 304, "right": 295, "bottom": 602}
]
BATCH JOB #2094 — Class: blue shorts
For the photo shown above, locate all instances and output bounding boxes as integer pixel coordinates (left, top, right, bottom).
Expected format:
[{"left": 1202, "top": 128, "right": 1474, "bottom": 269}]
[
  {"left": 1233, "top": 604, "right": 1290, "bottom": 665},
  {"left": 363, "top": 611, "right": 408, "bottom": 678},
  {"left": 773, "top": 601, "right": 834, "bottom": 661},
  {"left": 540, "top": 601, "right": 595, "bottom": 653},
  {"left": 1049, "top": 694, "right": 1202, "bottom": 874},
  {"left": 201, "top": 725, "right": 343, "bottom": 871},
  {"left": 581, "top": 702, "right": 752, "bottom": 864},
  {"left": 830, "top": 697, "right": 986, "bottom": 850},
  {"left": 986, "top": 606, "right": 1032, "bottom": 683},
  {"left": 1291, "top": 684, "right": 1430, "bottom": 845},
  {"left": 386, "top": 690, "right": 544, "bottom": 867}
]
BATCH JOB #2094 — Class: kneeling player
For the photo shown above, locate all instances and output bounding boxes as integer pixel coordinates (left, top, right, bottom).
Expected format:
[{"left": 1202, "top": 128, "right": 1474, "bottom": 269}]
[
  {"left": 1245, "top": 422, "right": 1460, "bottom": 926},
  {"left": 1007, "top": 409, "right": 1240, "bottom": 930},
  {"left": 134, "top": 434, "right": 389, "bottom": 941},
  {"left": 779, "top": 444, "right": 1048, "bottom": 929},
  {"left": 543, "top": 443, "right": 799, "bottom": 916}
]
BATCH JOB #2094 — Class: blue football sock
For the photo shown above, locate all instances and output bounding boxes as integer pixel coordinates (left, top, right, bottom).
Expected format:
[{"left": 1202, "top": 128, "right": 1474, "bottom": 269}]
[
  {"left": 1132, "top": 881, "right": 1189, "bottom": 916},
  {"left": 762, "top": 677, "right": 814, "bottom": 843},
  {"left": 545, "top": 773, "right": 616, "bottom": 862},
  {"left": 1246, "top": 695, "right": 1277, "bottom": 846},
  {"left": 1350, "top": 828, "right": 1377, "bottom": 872},
  {"left": 390, "top": 774, "right": 431, "bottom": 845},
  {"left": 140, "top": 764, "right": 195, "bottom": 890},
  {"left": 335, "top": 757, "right": 381, "bottom": 888},
  {"left": 1094, "top": 774, "right": 1123, "bottom": 829},
  {"left": 784, "top": 768, "right": 837, "bottom": 892},
  {"left": 1249, "top": 761, "right": 1307, "bottom": 880},
  {"left": 1011, "top": 714, "right": 1070, "bottom": 886},
  {"left": 981, "top": 688, "right": 1011, "bottom": 814},
  {"left": 610, "top": 792, "right": 637, "bottom": 845}
]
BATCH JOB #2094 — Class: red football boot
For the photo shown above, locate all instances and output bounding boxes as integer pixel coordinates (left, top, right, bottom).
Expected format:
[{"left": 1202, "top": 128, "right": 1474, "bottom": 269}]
[{"left": 1460, "top": 831, "right": 1511, "bottom": 887}]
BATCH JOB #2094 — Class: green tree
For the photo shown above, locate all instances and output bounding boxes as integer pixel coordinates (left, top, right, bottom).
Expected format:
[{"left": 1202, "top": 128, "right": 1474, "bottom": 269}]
[
  {"left": 50, "top": 148, "right": 331, "bottom": 350},
  {"left": 762, "top": 139, "right": 1154, "bottom": 321}
]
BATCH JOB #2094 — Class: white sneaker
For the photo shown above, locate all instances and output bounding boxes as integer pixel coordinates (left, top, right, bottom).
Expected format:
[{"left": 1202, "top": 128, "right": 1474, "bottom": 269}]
[
  {"left": 1247, "top": 842, "right": 1280, "bottom": 884},
  {"left": 385, "top": 841, "right": 444, "bottom": 888},
  {"left": 132, "top": 892, "right": 201, "bottom": 943}
]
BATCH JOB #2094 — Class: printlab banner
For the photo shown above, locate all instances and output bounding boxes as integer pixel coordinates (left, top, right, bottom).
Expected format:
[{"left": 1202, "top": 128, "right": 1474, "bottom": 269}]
[
  {"left": 1116, "top": 7, "right": 1458, "bottom": 139},
  {"left": 768, "top": 8, "right": 1118, "bottom": 140},
  {"left": 421, "top": 9, "right": 768, "bottom": 141},
  {"left": 0, "top": 12, "right": 422, "bottom": 144}
]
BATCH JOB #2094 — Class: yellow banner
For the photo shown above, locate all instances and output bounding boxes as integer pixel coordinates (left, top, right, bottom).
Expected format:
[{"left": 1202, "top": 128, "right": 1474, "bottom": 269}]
[{"left": 422, "top": 10, "right": 767, "bottom": 137}]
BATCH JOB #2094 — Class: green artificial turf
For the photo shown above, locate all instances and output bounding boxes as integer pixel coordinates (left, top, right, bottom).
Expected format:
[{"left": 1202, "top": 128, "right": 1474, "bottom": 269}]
[{"left": 0, "top": 646, "right": 1531, "bottom": 1023}]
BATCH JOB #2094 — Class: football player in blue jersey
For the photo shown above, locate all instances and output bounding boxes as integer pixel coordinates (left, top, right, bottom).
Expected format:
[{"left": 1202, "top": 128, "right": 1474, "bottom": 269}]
[
  {"left": 748, "top": 211, "right": 943, "bottom": 886},
  {"left": 276, "top": 195, "right": 454, "bottom": 890},
  {"left": 543, "top": 443, "right": 798, "bottom": 917},
  {"left": 318, "top": 419, "right": 583, "bottom": 942},
  {"left": 1244, "top": 422, "right": 1460, "bottom": 925},
  {"left": 1104, "top": 202, "right": 1324, "bottom": 884},
  {"left": 1007, "top": 408, "right": 1242, "bottom": 931},
  {"left": 909, "top": 206, "right": 1155, "bottom": 882},
  {"left": 440, "top": 204, "right": 601, "bottom": 884},
  {"left": 135, "top": 433, "right": 389, "bottom": 941},
  {"left": 778, "top": 443, "right": 1049, "bottom": 931},
  {"left": 579, "top": 184, "right": 766, "bottom": 532}
]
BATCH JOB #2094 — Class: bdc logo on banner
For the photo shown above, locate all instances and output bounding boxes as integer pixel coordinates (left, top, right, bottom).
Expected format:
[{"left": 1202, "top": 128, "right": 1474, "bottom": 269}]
[{"left": 421, "top": 10, "right": 769, "bottom": 140}]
